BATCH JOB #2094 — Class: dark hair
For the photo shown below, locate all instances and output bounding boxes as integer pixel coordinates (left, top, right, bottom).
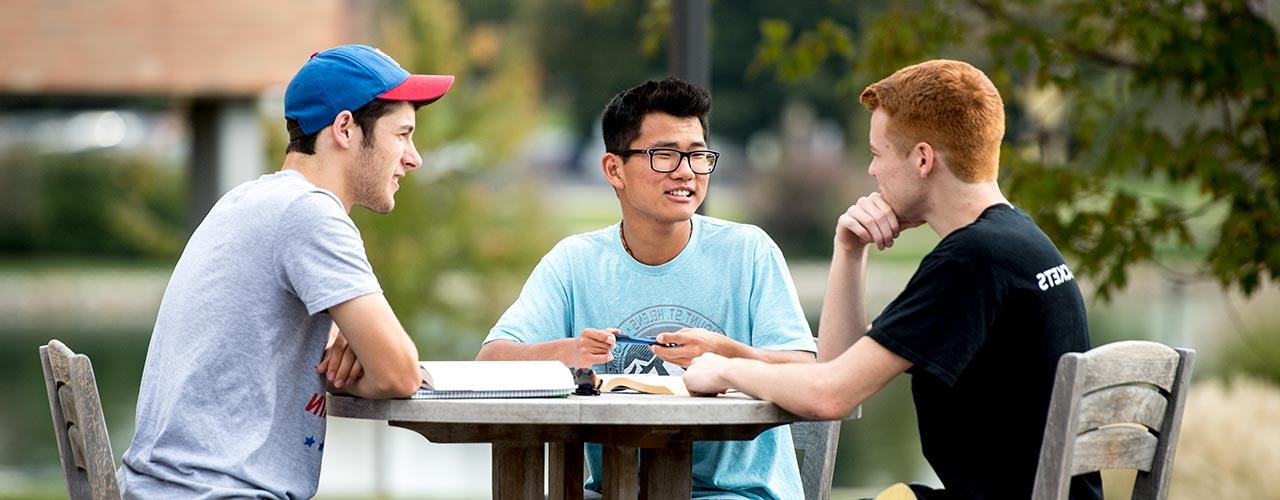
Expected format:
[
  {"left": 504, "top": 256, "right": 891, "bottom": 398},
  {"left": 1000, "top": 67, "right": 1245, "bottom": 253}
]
[
  {"left": 601, "top": 77, "right": 712, "bottom": 153},
  {"left": 285, "top": 99, "right": 420, "bottom": 155}
]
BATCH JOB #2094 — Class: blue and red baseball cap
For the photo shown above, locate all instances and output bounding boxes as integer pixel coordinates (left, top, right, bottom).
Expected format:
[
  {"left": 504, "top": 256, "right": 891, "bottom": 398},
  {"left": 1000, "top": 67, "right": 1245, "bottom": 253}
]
[{"left": 284, "top": 44, "right": 454, "bottom": 140}]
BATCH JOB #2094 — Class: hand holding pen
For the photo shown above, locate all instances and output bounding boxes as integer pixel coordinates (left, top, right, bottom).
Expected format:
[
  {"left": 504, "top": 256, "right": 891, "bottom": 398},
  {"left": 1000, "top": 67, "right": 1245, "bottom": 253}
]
[
  {"left": 614, "top": 333, "right": 680, "bottom": 348},
  {"left": 650, "top": 328, "right": 727, "bottom": 368},
  {"left": 569, "top": 328, "right": 618, "bottom": 368}
]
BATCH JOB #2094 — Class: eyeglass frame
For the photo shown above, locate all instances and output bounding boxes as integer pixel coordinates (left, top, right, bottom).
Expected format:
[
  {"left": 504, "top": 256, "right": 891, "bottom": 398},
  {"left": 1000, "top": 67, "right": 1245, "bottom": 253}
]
[{"left": 613, "top": 147, "right": 721, "bottom": 175}]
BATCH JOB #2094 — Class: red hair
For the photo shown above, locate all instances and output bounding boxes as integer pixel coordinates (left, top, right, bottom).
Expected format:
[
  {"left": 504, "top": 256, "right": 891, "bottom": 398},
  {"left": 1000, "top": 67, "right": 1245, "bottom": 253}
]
[{"left": 860, "top": 60, "right": 1005, "bottom": 182}]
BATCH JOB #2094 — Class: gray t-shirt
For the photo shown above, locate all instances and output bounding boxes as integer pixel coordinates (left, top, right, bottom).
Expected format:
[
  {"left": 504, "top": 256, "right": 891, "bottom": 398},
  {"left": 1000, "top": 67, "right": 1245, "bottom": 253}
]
[{"left": 118, "top": 169, "right": 381, "bottom": 499}]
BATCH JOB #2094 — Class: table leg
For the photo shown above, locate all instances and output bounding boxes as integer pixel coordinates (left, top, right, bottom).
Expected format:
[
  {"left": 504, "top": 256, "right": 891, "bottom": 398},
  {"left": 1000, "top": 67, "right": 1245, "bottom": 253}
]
[
  {"left": 548, "top": 442, "right": 584, "bottom": 500},
  {"left": 492, "top": 443, "right": 544, "bottom": 500},
  {"left": 602, "top": 444, "right": 640, "bottom": 499},
  {"left": 639, "top": 443, "right": 692, "bottom": 499}
]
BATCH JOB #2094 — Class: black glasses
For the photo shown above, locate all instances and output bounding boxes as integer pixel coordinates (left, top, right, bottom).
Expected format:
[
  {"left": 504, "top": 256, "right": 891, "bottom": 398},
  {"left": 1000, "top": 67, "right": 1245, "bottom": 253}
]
[{"left": 616, "top": 148, "right": 720, "bottom": 174}]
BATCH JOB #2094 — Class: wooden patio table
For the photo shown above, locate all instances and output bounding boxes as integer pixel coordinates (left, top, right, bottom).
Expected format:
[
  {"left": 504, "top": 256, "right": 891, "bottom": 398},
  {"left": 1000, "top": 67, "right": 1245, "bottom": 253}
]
[{"left": 327, "top": 392, "right": 840, "bottom": 499}]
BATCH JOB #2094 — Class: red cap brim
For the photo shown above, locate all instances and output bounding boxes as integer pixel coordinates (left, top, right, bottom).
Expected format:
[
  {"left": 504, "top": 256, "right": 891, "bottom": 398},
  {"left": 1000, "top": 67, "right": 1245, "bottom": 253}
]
[{"left": 379, "top": 74, "right": 455, "bottom": 103}]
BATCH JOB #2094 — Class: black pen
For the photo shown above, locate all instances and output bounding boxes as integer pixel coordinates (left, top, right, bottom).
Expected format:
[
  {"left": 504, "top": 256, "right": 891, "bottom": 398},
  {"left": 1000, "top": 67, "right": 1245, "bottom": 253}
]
[{"left": 614, "top": 333, "right": 679, "bottom": 348}]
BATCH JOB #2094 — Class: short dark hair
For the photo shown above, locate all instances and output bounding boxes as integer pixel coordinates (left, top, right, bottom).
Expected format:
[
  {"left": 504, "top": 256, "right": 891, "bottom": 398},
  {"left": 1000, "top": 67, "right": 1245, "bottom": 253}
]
[
  {"left": 601, "top": 77, "right": 712, "bottom": 153},
  {"left": 285, "top": 99, "right": 420, "bottom": 155}
]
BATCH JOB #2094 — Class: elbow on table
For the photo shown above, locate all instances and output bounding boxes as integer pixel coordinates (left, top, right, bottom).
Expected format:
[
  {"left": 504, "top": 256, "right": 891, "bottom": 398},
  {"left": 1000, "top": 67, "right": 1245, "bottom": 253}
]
[
  {"left": 391, "top": 368, "right": 423, "bottom": 398},
  {"left": 368, "top": 369, "right": 420, "bottom": 399},
  {"left": 801, "top": 378, "right": 857, "bottom": 421},
  {"left": 474, "top": 341, "right": 505, "bottom": 361},
  {"left": 805, "top": 399, "right": 853, "bottom": 421},
  {"left": 367, "top": 353, "right": 422, "bottom": 399}
]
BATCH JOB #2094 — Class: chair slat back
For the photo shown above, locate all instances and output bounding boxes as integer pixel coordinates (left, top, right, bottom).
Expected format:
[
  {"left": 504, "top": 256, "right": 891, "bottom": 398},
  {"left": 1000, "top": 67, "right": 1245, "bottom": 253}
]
[
  {"left": 1075, "top": 385, "right": 1168, "bottom": 434},
  {"left": 792, "top": 420, "right": 841, "bottom": 500},
  {"left": 57, "top": 383, "right": 88, "bottom": 469},
  {"left": 1032, "top": 340, "right": 1194, "bottom": 500},
  {"left": 1077, "top": 341, "right": 1179, "bottom": 394},
  {"left": 1070, "top": 425, "right": 1159, "bottom": 475},
  {"left": 40, "top": 340, "right": 122, "bottom": 500}
]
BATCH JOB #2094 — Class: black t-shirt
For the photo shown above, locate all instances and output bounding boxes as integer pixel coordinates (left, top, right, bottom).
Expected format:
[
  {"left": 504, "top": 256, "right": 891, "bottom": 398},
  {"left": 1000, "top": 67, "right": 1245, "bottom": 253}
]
[{"left": 868, "top": 204, "right": 1102, "bottom": 500}]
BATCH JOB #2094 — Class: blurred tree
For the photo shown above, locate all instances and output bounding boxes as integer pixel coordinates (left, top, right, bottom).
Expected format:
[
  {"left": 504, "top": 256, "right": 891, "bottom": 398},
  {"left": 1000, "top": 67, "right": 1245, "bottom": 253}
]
[
  {"left": 536, "top": 0, "right": 882, "bottom": 258},
  {"left": 525, "top": 0, "right": 666, "bottom": 171},
  {"left": 751, "top": 0, "right": 1280, "bottom": 301},
  {"left": 1214, "top": 321, "right": 1280, "bottom": 385},
  {"left": 0, "top": 150, "right": 185, "bottom": 260},
  {"left": 342, "top": 0, "right": 555, "bottom": 360},
  {"left": 532, "top": 1, "right": 871, "bottom": 156}
]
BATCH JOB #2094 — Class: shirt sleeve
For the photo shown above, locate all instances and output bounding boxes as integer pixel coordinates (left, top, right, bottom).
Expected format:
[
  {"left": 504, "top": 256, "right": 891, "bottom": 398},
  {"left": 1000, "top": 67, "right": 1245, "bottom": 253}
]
[
  {"left": 747, "top": 231, "right": 817, "bottom": 352},
  {"left": 483, "top": 244, "right": 573, "bottom": 344},
  {"left": 868, "top": 254, "right": 995, "bottom": 386},
  {"left": 273, "top": 193, "right": 382, "bottom": 316}
]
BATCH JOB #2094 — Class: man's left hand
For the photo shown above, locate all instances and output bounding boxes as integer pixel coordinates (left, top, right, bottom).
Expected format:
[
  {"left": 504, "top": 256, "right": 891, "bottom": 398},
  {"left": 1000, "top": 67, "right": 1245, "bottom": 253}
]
[
  {"left": 650, "top": 328, "right": 732, "bottom": 368},
  {"left": 683, "top": 352, "right": 732, "bottom": 396}
]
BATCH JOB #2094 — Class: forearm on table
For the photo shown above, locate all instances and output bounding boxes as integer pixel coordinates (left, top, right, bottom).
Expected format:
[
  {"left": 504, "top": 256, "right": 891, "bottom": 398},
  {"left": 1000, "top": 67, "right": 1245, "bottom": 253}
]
[
  {"left": 730, "top": 344, "right": 816, "bottom": 364},
  {"left": 723, "top": 336, "right": 905, "bottom": 420},
  {"left": 328, "top": 294, "right": 421, "bottom": 398},
  {"left": 331, "top": 372, "right": 414, "bottom": 399},
  {"left": 817, "top": 246, "right": 870, "bottom": 362},
  {"left": 326, "top": 335, "right": 420, "bottom": 399},
  {"left": 475, "top": 338, "right": 575, "bottom": 365},
  {"left": 720, "top": 358, "right": 849, "bottom": 419}
]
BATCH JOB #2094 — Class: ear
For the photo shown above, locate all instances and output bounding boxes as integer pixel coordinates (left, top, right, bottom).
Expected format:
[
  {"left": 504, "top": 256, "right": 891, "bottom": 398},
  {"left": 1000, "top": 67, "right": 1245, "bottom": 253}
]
[
  {"left": 327, "top": 110, "right": 358, "bottom": 150},
  {"left": 915, "top": 142, "right": 935, "bottom": 179},
  {"left": 601, "top": 153, "right": 626, "bottom": 190}
]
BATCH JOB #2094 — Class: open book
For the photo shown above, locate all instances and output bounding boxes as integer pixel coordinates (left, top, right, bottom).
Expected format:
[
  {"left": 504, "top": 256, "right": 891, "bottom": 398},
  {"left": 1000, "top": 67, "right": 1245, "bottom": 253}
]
[
  {"left": 414, "top": 361, "right": 576, "bottom": 399},
  {"left": 598, "top": 374, "right": 689, "bottom": 396}
]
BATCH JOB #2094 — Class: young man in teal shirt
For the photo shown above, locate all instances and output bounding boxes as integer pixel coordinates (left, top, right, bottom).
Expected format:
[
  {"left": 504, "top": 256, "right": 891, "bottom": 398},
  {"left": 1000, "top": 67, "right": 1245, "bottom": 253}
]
[{"left": 477, "top": 77, "right": 816, "bottom": 499}]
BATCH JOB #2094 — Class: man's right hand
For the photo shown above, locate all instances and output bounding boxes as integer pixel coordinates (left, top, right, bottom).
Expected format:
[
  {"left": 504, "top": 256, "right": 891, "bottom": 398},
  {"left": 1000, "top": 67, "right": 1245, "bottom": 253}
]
[
  {"left": 567, "top": 328, "right": 618, "bottom": 368},
  {"left": 683, "top": 352, "right": 733, "bottom": 396},
  {"left": 317, "top": 325, "right": 363, "bottom": 390},
  {"left": 835, "top": 192, "right": 923, "bottom": 252},
  {"left": 327, "top": 293, "right": 421, "bottom": 399}
]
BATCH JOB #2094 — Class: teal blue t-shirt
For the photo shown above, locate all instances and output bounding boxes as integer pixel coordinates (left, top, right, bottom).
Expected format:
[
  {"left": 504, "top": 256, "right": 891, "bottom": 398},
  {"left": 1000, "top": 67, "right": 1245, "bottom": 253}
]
[{"left": 484, "top": 215, "right": 816, "bottom": 499}]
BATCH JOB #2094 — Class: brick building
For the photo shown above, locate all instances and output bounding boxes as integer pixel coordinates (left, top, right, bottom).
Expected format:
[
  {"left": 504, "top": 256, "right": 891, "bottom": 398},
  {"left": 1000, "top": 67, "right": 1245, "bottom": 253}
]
[{"left": 0, "top": 0, "right": 372, "bottom": 227}]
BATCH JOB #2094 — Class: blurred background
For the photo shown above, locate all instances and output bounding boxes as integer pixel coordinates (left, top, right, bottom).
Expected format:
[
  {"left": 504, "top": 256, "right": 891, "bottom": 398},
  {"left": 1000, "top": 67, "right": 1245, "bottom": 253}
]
[{"left": 2, "top": 0, "right": 1278, "bottom": 498}]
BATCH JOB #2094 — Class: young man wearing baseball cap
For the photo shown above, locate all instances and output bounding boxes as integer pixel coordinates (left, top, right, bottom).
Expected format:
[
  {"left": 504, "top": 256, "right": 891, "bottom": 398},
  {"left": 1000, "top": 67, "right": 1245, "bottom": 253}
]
[{"left": 117, "top": 45, "right": 453, "bottom": 498}]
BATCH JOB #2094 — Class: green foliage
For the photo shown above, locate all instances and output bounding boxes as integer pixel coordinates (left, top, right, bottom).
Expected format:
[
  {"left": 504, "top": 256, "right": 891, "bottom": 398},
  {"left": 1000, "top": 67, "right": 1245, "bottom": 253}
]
[
  {"left": 1212, "top": 321, "right": 1280, "bottom": 385},
  {"left": 355, "top": 0, "right": 556, "bottom": 359},
  {"left": 750, "top": 19, "right": 856, "bottom": 84},
  {"left": 626, "top": 0, "right": 672, "bottom": 57},
  {"left": 750, "top": 0, "right": 1280, "bottom": 301},
  {"left": 0, "top": 150, "right": 184, "bottom": 260},
  {"left": 382, "top": 0, "right": 544, "bottom": 157},
  {"left": 353, "top": 177, "right": 552, "bottom": 361},
  {"left": 539, "top": 0, "right": 877, "bottom": 148},
  {"left": 525, "top": 0, "right": 668, "bottom": 146}
]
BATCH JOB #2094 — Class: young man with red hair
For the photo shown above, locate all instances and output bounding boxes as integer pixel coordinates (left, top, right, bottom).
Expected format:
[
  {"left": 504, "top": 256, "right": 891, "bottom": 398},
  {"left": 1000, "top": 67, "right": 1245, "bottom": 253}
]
[{"left": 685, "top": 60, "right": 1102, "bottom": 500}]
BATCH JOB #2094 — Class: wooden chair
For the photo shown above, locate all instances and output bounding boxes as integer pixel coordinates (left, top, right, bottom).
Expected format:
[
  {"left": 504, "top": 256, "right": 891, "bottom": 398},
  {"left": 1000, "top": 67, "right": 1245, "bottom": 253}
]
[
  {"left": 1032, "top": 340, "right": 1195, "bottom": 500},
  {"left": 40, "top": 339, "right": 122, "bottom": 500},
  {"left": 792, "top": 420, "right": 842, "bottom": 500}
]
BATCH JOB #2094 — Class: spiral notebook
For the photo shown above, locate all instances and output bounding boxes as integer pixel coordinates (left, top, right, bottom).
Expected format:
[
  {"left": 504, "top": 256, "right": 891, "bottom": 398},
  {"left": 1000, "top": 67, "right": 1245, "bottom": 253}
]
[{"left": 412, "top": 360, "right": 576, "bottom": 399}]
